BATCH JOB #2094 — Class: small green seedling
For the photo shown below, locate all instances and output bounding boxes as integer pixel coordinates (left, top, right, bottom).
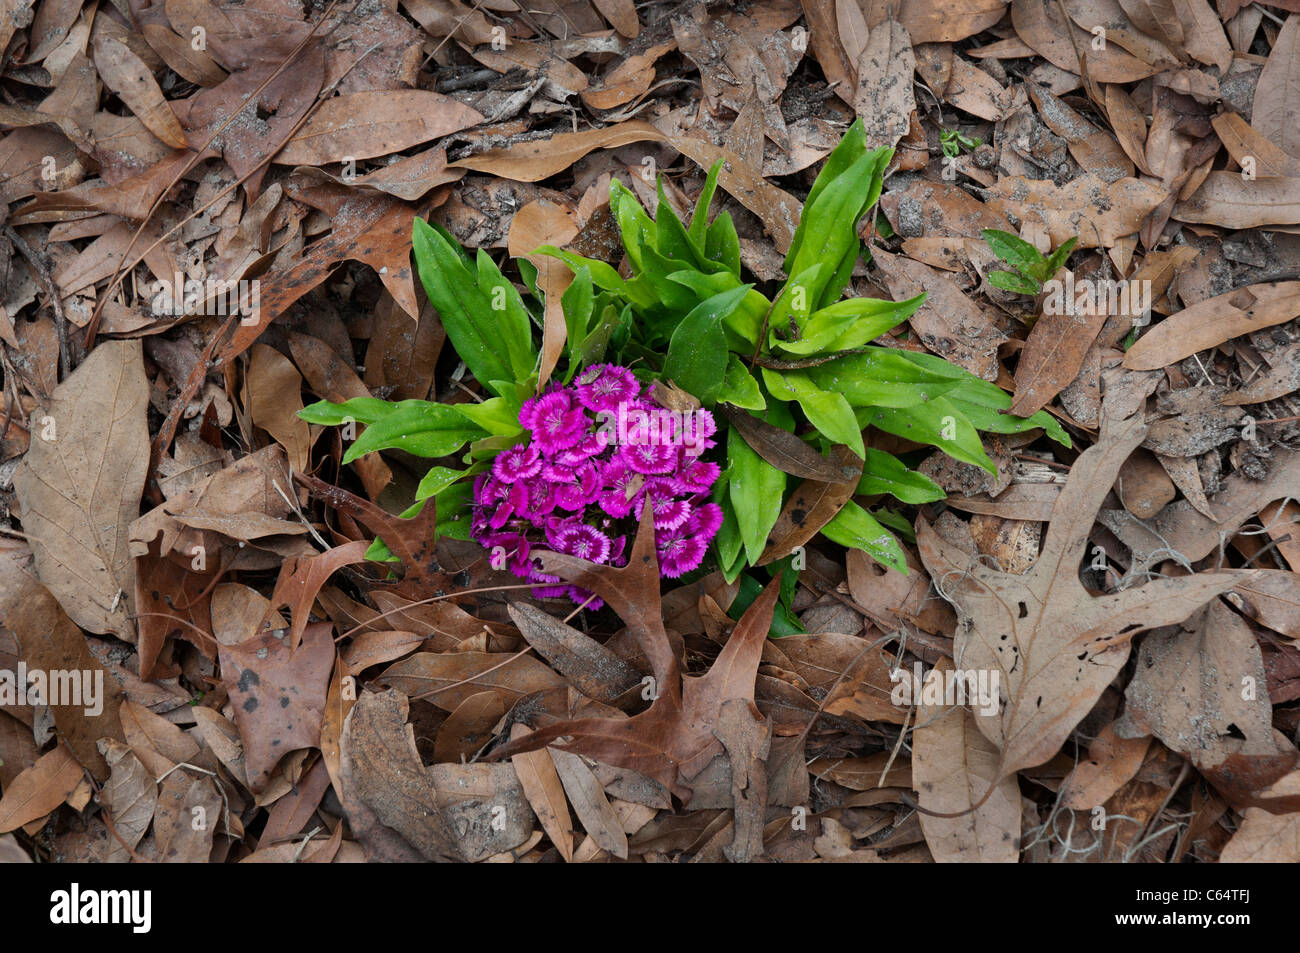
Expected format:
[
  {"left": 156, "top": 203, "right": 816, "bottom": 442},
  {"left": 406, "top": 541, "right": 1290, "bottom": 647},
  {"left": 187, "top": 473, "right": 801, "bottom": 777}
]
[
  {"left": 982, "top": 228, "right": 1077, "bottom": 295},
  {"left": 940, "top": 128, "right": 982, "bottom": 158}
]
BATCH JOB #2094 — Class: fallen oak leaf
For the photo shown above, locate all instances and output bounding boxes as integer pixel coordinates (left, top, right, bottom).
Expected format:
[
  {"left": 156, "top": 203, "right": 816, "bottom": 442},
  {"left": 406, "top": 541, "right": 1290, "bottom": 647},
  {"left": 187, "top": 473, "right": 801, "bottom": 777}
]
[
  {"left": 916, "top": 407, "right": 1258, "bottom": 806},
  {"left": 295, "top": 471, "right": 449, "bottom": 597},
  {"left": 489, "top": 509, "right": 784, "bottom": 802},
  {"left": 218, "top": 620, "right": 334, "bottom": 793}
]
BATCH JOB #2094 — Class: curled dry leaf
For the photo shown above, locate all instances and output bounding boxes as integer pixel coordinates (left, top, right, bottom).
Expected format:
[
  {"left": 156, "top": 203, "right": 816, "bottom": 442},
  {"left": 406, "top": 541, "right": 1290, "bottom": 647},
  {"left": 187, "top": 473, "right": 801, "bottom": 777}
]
[{"left": 1114, "top": 599, "right": 1300, "bottom": 809}]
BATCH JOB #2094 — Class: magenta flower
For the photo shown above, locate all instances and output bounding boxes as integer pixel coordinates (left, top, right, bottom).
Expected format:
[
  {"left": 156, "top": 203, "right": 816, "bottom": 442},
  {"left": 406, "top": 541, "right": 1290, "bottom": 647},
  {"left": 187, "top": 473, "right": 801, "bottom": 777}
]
[
  {"left": 493, "top": 445, "right": 542, "bottom": 483},
  {"left": 471, "top": 364, "right": 724, "bottom": 607},
  {"left": 521, "top": 390, "right": 586, "bottom": 454},
  {"left": 656, "top": 529, "right": 709, "bottom": 578},
  {"left": 673, "top": 456, "right": 721, "bottom": 494},
  {"left": 576, "top": 363, "right": 639, "bottom": 413},
  {"left": 636, "top": 477, "right": 692, "bottom": 531},
  {"left": 621, "top": 440, "right": 677, "bottom": 475}
]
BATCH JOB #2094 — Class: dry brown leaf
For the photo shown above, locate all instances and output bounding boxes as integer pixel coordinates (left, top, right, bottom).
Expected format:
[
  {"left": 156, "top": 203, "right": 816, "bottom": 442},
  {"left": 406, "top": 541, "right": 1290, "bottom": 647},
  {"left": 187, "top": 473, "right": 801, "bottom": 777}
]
[
  {"left": 248, "top": 343, "right": 310, "bottom": 474},
  {"left": 1172, "top": 0, "right": 1231, "bottom": 73},
  {"left": 1009, "top": 270, "right": 1110, "bottom": 417},
  {"left": 14, "top": 339, "right": 148, "bottom": 639},
  {"left": 1253, "top": 14, "right": 1300, "bottom": 160},
  {"left": 380, "top": 650, "right": 566, "bottom": 712},
  {"left": 913, "top": 658, "right": 1021, "bottom": 862},
  {"left": 871, "top": 247, "right": 1006, "bottom": 381},
  {"left": 0, "top": 558, "right": 125, "bottom": 781},
  {"left": 1123, "top": 281, "right": 1300, "bottom": 370},
  {"left": 97, "top": 739, "right": 157, "bottom": 862},
  {"left": 92, "top": 34, "right": 189, "bottom": 150},
  {"left": 985, "top": 175, "right": 1167, "bottom": 248},
  {"left": 340, "top": 688, "right": 461, "bottom": 861},
  {"left": 434, "top": 691, "right": 505, "bottom": 763},
  {"left": 0, "top": 744, "right": 83, "bottom": 834},
  {"left": 852, "top": 17, "right": 916, "bottom": 150},
  {"left": 508, "top": 199, "right": 579, "bottom": 389},
  {"left": 1115, "top": 599, "right": 1299, "bottom": 808},
  {"left": 510, "top": 724, "right": 575, "bottom": 862},
  {"left": 917, "top": 408, "right": 1256, "bottom": 788},
  {"left": 1219, "top": 770, "right": 1300, "bottom": 861},
  {"left": 1211, "top": 112, "right": 1300, "bottom": 178},
  {"left": 1172, "top": 171, "right": 1300, "bottom": 228},
  {"left": 1011, "top": 0, "right": 1159, "bottom": 82},
  {"left": 492, "top": 512, "right": 784, "bottom": 801},
  {"left": 757, "top": 446, "right": 863, "bottom": 565},
  {"left": 509, "top": 602, "right": 641, "bottom": 703},
  {"left": 219, "top": 621, "right": 334, "bottom": 792},
  {"left": 551, "top": 749, "right": 629, "bottom": 859},
  {"left": 274, "top": 90, "right": 482, "bottom": 165},
  {"left": 1058, "top": 722, "right": 1151, "bottom": 809}
]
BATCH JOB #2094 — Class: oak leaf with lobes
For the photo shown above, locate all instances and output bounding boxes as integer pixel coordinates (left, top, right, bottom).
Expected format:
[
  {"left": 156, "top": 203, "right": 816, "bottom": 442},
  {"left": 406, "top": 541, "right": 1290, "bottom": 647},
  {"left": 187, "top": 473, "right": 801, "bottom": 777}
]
[
  {"left": 916, "top": 408, "right": 1258, "bottom": 795},
  {"left": 490, "top": 509, "right": 783, "bottom": 802}
]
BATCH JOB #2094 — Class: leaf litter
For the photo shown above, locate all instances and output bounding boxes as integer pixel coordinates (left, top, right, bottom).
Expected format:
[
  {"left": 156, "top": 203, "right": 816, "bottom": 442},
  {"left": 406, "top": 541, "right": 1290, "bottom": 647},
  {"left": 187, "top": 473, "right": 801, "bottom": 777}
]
[{"left": 0, "top": 0, "right": 1297, "bottom": 866}]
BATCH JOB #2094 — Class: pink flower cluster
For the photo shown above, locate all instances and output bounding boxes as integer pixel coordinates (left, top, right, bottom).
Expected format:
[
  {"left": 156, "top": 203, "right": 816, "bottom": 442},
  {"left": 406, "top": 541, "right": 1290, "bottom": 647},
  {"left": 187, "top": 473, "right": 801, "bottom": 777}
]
[{"left": 471, "top": 364, "right": 724, "bottom": 607}]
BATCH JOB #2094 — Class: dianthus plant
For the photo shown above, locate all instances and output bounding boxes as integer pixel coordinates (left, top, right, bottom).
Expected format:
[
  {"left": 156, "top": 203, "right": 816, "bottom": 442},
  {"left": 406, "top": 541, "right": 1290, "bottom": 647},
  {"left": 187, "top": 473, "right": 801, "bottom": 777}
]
[{"left": 473, "top": 364, "right": 723, "bottom": 606}]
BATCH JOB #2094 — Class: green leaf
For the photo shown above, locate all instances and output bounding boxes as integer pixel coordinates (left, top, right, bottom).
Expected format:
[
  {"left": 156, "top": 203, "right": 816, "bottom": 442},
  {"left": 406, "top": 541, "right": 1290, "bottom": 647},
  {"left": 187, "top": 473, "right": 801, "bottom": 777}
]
[
  {"left": 705, "top": 211, "right": 741, "bottom": 278},
  {"left": 561, "top": 267, "right": 594, "bottom": 381},
  {"left": 857, "top": 396, "right": 995, "bottom": 473},
  {"left": 434, "top": 481, "right": 474, "bottom": 540},
  {"left": 716, "top": 354, "right": 765, "bottom": 411},
  {"left": 786, "top": 148, "right": 888, "bottom": 308},
  {"left": 299, "top": 396, "right": 396, "bottom": 427},
  {"left": 475, "top": 250, "right": 537, "bottom": 379},
  {"left": 765, "top": 264, "right": 825, "bottom": 346},
  {"left": 414, "top": 465, "right": 471, "bottom": 502},
  {"left": 821, "top": 501, "right": 907, "bottom": 573},
  {"left": 857, "top": 448, "right": 946, "bottom": 503},
  {"left": 987, "top": 269, "right": 1042, "bottom": 295},
  {"left": 808, "top": 350, "right": 963, "bottom": 408},
  {"left": 728, "top": 572, "right": 805, "bottom": 636},
  {"left": 785, "top": 118, "right": 867, "bottom": 267},
  {"left": 760, "top": 368, "right": 864, "bottom": 459},
  {"left": 413, "top": 219, "right": 515, "bottom": 398},
  {"left": 776, "top": 292, "right": 924, "bottom": 355},
  {"left": 610, "top": 177, "right": 655, "bottom": 272},
  {"left": 689, "top": 159, "right": 724, "bottom": 247},
  {"left": 890, "top": 349, "right": 1072, "bottom": 447},
  {"left": 981, "top": 228, "right": 1045, "bottom": 278},
  {"left": 655, "top": 177, "right": 706, "bottom": 270},
  {"left": 450, "top": 396, "right": 524, "bottom": 437},
  {"left": 663, "top": 285, "right": 753, "bottom": 403},
  {"left": 728, "top": 427, "right": 786, "bottom": 567},
  {"left": 342, "top": 400, "right": 485, "bottom": 463},
  {"left": 1042, "top": 236, "right": 1078, "bottom": 280}
]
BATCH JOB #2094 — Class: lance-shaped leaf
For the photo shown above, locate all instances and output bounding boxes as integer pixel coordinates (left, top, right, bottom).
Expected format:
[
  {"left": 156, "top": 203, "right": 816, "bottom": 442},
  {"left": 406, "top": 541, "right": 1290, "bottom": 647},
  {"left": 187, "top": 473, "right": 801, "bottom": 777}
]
[{"left": 916, "top": 409, "right": 1258, "bottom": 787}]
